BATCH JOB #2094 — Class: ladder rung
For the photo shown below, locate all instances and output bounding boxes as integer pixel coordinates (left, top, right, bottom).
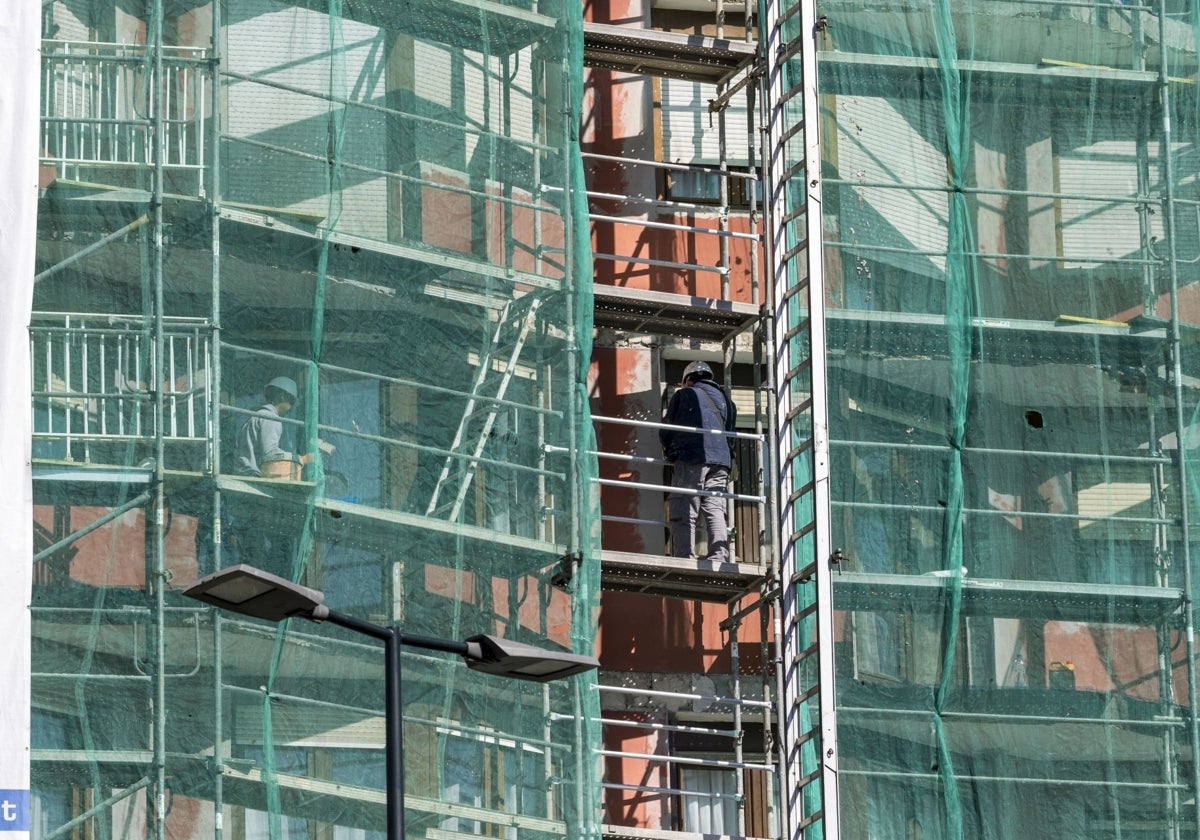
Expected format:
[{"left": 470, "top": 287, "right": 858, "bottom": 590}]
[
  {"left": 795, "top": 727, "right": 820, "bottom": 748},
  {"left": 783, "top": 395, "right": 814, "bottom": 421},
  {"left": 795, "top": 640, "right": 820, "bottom": 662},
  {"left": 787, "top": 481, "right": 816, "bottom": 504},
  {"left": 792, "top": 683, "right": 820, "bottom": 706},
  {"left": 788, "top": 521, "right": 817, "bottom": 546},
  {"left": 793, "top": 602, "right": 819, "bottom": 624},
  {"left": 797, "top": 767, "right": 823, "bottom": 790},
  {"left": 796, "top": 808, "right": 825, "bottom": 831}
]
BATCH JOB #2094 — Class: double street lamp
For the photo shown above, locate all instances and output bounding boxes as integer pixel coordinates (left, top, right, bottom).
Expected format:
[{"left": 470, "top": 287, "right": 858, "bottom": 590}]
[{"left": 183, "top": 563, "right": 598, "bottom": 840}]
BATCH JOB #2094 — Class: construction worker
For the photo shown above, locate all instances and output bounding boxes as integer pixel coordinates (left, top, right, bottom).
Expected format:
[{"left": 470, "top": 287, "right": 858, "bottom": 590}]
[
  {"left": 660, "top": 361, "right": 737, "bottom": 562},
  {"left": 236, "top": 376, "right": 309, "bottom": 478}
]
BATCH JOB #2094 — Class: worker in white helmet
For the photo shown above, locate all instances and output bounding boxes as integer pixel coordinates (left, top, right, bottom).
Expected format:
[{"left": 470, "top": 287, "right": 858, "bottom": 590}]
[
  {"left": 659, "top": 361, "right": 737, "bottom": 562},
  {"left": 235, "top": 375, "right": 310, "bottom": 477}
]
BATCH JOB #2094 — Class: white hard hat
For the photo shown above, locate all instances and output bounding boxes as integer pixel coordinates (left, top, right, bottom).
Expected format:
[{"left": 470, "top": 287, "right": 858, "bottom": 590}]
[
  {"left": 267, "top": 376, "right": 299, "bottom": 400},
  {"left": 681, "top": 361, "right": 714, "bottom": 385}
]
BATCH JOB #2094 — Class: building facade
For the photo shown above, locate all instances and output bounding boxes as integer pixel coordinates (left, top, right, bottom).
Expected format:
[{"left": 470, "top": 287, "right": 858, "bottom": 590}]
[
  {"left": 585, "top": 0, "right": 1200, "bottom": 838},
  {"left": 8, "top": 0, "right": 1200, "bottom": 838},
  {"left": 22, "top": 1, "right": 602, "bottom": 839}
]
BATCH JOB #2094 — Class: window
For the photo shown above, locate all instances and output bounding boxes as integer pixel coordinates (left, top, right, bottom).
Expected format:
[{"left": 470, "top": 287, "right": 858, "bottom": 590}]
[
  {"left": 679, "top": 766, "right": 739, "bottom": 834},
  {"left": 671, "top": 720, "right": 778, "bottom": 837},
  {"left": 664, "top": 164, "right": 760, "bottom": 207},
  {"left": 653, "top": 5, "right": 757, "bottom": 210}
]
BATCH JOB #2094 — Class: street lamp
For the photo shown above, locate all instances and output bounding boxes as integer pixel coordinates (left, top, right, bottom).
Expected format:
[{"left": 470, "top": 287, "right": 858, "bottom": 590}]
[{"left": 183, "top": 563, "right": 598, "bottom": 840}]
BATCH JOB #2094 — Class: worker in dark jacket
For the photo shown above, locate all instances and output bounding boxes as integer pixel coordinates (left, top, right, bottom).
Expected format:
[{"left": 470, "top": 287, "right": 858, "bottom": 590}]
[{"left": 660, "top": 361, "right": 737, "bottom": 562}]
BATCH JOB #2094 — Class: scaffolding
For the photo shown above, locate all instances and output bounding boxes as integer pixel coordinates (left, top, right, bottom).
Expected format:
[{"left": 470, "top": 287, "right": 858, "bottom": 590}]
[
  {"left": 814, "top": 0, "right": 1200, "bottom": 837},
  {"left": 584, "top": 0, "right": 1200, "bottom": 836},
  {"left": 30, "top": 1, "right": 600, "bottom": 839},
  {"left": 579, "top": 3, "right": 808, "bottom": 838},
  {"left": 25, "top": 0, "right": 1200, "bottom": 837}
]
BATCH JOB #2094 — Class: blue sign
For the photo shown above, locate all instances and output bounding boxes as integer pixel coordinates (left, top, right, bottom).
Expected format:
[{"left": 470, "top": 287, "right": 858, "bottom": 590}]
[{"left": 0, "top": 791, "right": 29, "bottom": 832}]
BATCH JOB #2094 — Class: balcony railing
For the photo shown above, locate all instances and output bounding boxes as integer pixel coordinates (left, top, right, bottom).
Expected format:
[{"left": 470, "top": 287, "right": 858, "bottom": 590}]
[
  {"left": 586, "top": 413, "right": 765, "bottom": 564},
  {"left": 31, "top": 313, "right": 212, "bottom": 461},
  {"left": 40, "top": 40, "right": 209, "bottom": 185}
]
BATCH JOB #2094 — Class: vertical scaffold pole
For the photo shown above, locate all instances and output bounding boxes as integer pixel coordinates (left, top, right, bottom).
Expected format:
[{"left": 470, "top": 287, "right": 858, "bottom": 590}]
[
  {"left": 1155, "top": 1, "right": 1200, "bottom": 829},
  {"left": 149, "top": 1, "right": 168, "bottom": 838},
  {"left": 208, "top": 0, "right": 226, "bottom": 832}
]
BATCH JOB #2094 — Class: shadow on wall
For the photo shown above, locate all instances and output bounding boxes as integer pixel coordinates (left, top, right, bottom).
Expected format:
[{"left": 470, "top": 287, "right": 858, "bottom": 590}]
[{"left": 591, "top": 344, "right": 668, "bottom": 556}]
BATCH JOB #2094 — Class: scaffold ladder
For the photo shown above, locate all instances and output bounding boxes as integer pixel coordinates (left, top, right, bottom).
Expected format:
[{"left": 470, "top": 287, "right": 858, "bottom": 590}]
[
  {"left": 425, "top": 295, "right": 544, "bottom": 522},
  {"left": 762, "top": 0, "right": 841, "bottom": 835}
]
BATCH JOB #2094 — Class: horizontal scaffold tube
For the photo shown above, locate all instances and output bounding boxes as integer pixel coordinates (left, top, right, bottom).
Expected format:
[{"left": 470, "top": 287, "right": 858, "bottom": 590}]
[
  {"left": 598, "top": 749, "right": 774, "bottom": 773},
  {"left": 597, "top": 476, "right": 765, "bottom": 503},
  {"left": 592, "top": 413, "right": 764, "bottom": 441},
  {"left": 596, "top": 682, "right": 772, "bottom": 709}
]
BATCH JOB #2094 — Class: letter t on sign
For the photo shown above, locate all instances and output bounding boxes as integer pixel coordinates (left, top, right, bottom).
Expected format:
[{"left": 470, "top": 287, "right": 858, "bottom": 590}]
[{"left": 0, "top": 791, "right": 29, "bottom": 832}]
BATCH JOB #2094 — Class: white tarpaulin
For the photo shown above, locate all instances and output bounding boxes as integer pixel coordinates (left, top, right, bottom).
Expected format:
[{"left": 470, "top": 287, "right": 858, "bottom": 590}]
[{"left": 0, "top": 3, "right": 37, "bottom": 834}]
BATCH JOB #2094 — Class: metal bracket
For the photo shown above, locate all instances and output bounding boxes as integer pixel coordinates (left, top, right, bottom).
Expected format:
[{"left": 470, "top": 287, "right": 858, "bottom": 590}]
[{"left": 552, "top": 552, "right": 582, "bottom": 589}]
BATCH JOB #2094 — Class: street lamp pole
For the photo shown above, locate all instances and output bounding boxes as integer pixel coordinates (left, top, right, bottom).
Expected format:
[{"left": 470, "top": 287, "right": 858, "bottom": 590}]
[
  {"left": 384, "top": 627, "right": 403, "bottom": 840},
  {"left": 320, "top": 610, "right": 483, "bottom": 840},
  {"left": 315, "top": 609, "right": 407, "bottom": 840},
  {"left": 183, "top": 564, "right": 598, "bottom": 840}
]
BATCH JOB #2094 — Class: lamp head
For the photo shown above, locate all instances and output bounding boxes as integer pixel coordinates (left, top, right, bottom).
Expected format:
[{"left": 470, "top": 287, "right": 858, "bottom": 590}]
[
  {"left": 463, "top": 634, "right": 599, "bottom": 683},
  {"left": 182, "top": 564, "right": 328, "bottom": 623}
]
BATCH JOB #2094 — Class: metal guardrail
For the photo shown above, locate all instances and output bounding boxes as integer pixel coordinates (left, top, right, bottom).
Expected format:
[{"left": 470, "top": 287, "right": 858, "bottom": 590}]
[
  {"left": 588, "top": 414, "right": 765, "bottom": 520},
  {"left": 583, "top": 152, "right": 760, "bottom": 289},
  {"left": 30, "top": 314, "right": 212, "bottom": 457},
  {"left": 40, "top": 40, "right": 208, "bottom": 180},
  {"left": 585, "top": 682, "right": 776, "bottom": 835}
]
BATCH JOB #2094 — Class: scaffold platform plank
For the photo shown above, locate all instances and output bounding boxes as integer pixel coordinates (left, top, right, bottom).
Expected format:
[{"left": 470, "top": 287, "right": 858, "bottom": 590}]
[
  {"left": 833, "top": 571, "right": 1184, "bottom": 624},
  {"left": 219, "top": 762, "right": 567, "bottom": 833},
  {"left": 818, "top": 49, "right": 1171, "bottom": 100},
  {"left": 213, "top": 475, "right": 567, "bottom": 557},
  {"left": 826, "top": 308, "right": 1184, "bottom": 366},
  {"left": 281, "top": 0, "right": 556, "bottom": 52},
  {"left": 218, "top": 206, "right": 564, "bottom": 292},
  {"left": 32, "top": 461, "right": 207, "bottom": 507},
  {"left": 602, "top": 825, "right": 773, "bottom": 840},
  {"left": 601, "top": 549, "right": 765, "bottom": 602},
  {"left": 312, "top": 496, "right": 565, "bottom": 556},
  {"left": 594, "top": 283, "right": 761, "bottom": 341},
  {"left": 584, "top": 22, "right": 757, "bottom": 84}
]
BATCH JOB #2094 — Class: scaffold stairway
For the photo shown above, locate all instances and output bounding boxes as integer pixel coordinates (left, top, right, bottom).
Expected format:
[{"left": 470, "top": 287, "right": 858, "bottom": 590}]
[{"left": 425, "top": 294, "right": 544, "bottom": 522}]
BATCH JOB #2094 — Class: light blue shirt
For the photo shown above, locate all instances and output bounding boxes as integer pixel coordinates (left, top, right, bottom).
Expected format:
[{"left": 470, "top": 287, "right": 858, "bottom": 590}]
[{"left": 236, "top": 403, "right": 296, "bottom": 476}]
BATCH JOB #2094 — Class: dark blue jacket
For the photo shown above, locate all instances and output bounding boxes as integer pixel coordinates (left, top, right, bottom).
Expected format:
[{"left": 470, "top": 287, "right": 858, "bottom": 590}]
[{"left": 660, "top": 379, "right": 736, "bottom": 467}]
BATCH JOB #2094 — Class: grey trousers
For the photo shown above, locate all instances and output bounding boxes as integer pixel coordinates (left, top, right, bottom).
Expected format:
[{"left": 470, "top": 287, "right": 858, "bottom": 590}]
[{"left": 667, "top": 462, "right": 731, "bottom": 562}]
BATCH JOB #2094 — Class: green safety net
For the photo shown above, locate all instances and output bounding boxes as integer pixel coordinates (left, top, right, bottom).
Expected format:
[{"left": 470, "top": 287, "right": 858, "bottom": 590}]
[
  {"left": 30, "top": 1, "right": 600, "bottom": 839},
  {"left": 813, "top": 0, "right": 1200, "bottom": 836}
]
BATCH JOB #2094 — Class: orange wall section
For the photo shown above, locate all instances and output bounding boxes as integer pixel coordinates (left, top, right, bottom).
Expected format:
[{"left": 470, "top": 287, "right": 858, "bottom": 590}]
[
  {"left": 583, "top": 2, "right": 759, "bottom": 304},
  {"left": 590, "top": 344, "right": 665, "bottom": 555},
  {"left": 33, "top": 504, "right": 200, "bottom": 589},
  {"left": 602, "top": 710, "right": 670, "bottom": 830},
  {"left": 591, "top": 211, "right": 759, "bottom": 302},
  {"left": 1044, "top": 622, "right": 1189, "bottom": 705},
  {"left": 600, "top": 590, "right": 768, "bottom": 675},
  {"left": 582, "top": 0, "right": 657, "bottom": 207}
]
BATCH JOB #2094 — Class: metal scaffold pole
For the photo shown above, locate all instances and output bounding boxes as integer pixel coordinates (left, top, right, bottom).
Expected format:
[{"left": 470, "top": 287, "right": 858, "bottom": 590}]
[
  {"left": 1155, "top": 1, "right": 1200, "bottom": 829},
  {"left": 208, "top": 0, "right": 226, "bottom": 832},
  {"left": 149, "top": 1, "right": 169, "bottom": 838}
]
